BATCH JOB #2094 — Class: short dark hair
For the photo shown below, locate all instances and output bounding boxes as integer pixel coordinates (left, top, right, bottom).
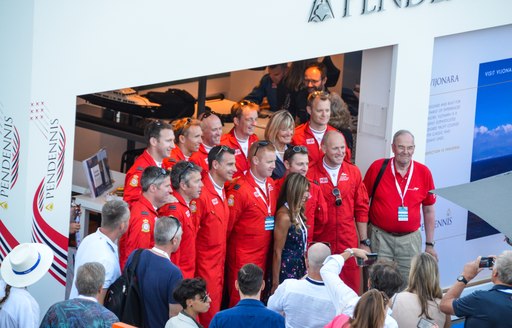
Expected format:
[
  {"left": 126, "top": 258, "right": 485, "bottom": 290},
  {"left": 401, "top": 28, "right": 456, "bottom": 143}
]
[
  {"left": 369, "top": 260, "right": 404, "bottom": 298},
  {"left": 140, "top": 166, "right": 170, "bottom": 192},
  {"left": 173, "top": 278, "right": 207, "bottom": 308},
  {"left": 283, "top": 145, "right": 308, "bottom": 162},
  {"left": 268, "top": 63, "right": 287, "bottom": 70},
  {"left": 230, "top": 100, "right": 259, "bottom": 119},
  {"left": 170, "top": 161, "right": 201, "bottom": 190},
  {"left": 237, "top": 263, "right": 263, "bottom": 296},
  {"left": 144, "top": 120, "right": 173, "bottom": 145},
  {"left": 208, "top": 145, "right": 235, "bottom": 170},
  {"left": 305, "top": 62, "right": 327, "bottom": 80},
  {"left": 101, "top": 199, "right": 129, "bottom": 229}
]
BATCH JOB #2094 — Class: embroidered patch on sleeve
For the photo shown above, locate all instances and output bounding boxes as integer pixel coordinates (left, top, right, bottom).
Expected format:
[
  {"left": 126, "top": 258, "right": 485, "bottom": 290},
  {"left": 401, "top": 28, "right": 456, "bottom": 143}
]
[
  {"left": 130, "top": 174, "right": 139, "bottom": 187},
  {"left": 141, "top": 219, "right": 150, "bottom": 232}
]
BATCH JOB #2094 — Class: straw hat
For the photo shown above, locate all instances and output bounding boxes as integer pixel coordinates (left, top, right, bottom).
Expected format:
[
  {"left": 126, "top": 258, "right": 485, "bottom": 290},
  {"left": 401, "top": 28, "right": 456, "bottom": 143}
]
[{"left": 1, "top": 243, "right": 54, "bottom": 288}]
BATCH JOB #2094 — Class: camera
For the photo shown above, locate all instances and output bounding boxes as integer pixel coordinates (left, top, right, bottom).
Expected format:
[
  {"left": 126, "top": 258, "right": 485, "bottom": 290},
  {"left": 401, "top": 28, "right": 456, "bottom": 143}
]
[
  {"left": 356, "top": 253, "right": 378, "bottom": 266},
  {"left": 479, "top": 257, "right": 495, "bottom": 268}
]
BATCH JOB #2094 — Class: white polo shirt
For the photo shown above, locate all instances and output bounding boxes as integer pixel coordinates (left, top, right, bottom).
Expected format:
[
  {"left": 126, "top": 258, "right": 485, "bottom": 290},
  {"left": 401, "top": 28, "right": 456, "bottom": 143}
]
[{"left": 70, "top": 228, "right": 120, "bottom": 299}]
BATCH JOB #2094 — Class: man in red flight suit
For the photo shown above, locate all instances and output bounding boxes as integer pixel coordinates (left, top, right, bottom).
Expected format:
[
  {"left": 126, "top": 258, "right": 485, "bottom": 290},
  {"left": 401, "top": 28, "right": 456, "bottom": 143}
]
[
  {"left": 220, "top": 100, "right": 259, "bottom": 179},
  {"left": 190, "top": 112, "right": 223, "bottom": 177},
  {"left": 123, "top": 120, "right": 175, "bottom": 206},
  {"left": 119, "top": 166, "right": 172, "bottom": 269},
  {"left": 158, "top": 161, "right": 203, "bottom": 278},
  {"left": 274, "top": 146, "right": 327, "bottom": 243},
  {"left": 226, "top": 140, "right": 277, "bottom": 307},
  {"left": 194, "top": 145, "right": 236, "bottom": 327},
  {"left": 291, "top": 91, "right": 351, "bottom": 168},
  {"left": 307, "top": 131, "right": 369, "bottom": 293},
  {"left": 164, "top": 117, "right": 202, "bottom": 169}
]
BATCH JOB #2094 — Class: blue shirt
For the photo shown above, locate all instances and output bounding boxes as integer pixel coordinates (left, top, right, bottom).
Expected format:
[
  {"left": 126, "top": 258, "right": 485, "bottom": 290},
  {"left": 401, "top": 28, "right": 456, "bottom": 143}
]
[
  {"left": 210, "top": 299, "right": 285, "bottom": 328},
  {"left": 127, "top": 249, "right": 183, "bottom": 328},
  {"left": 453, "top": 284, "right": 512, "bottom": 328}
]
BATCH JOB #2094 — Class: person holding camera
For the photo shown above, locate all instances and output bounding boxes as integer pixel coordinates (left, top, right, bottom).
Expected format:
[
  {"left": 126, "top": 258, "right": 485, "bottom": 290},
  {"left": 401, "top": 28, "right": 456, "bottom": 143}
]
[{"left": 440, "top": 250, "right": 512, "bottom": 327}]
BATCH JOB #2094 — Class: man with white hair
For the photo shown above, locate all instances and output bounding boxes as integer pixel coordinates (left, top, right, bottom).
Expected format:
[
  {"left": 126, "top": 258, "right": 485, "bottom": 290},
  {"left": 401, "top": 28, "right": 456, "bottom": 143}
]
[
  {"left": 440, "top": 250, "right": 512, "bottom": 327},
  {"left": 268, "top": 242, "right": 336, "bottom": 328}
]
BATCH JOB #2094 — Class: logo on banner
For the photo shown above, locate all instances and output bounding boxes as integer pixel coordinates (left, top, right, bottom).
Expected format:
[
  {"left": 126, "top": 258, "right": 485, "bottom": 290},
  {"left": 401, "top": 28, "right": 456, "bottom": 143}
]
[
  {"left": 308, "top": 0, "right": 334, "bottom": 22},
  {"left": 0, "top": 113, "right": 21, "bottom": 209}
]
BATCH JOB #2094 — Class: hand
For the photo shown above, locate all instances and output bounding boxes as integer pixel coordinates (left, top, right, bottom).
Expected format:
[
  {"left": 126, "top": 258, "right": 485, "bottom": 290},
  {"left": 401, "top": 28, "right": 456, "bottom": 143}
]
[
  {"left": 351, "top": 248, "right": 369, "bottom": 260},
  {"left": 69, "top": 222, "right": 81, "bottom": 234},
  {"left": 462, "top": 256, "right": 483, "bottom": 281},
  {"left": 425, "top": 245, "right": 438, "bottom": 261},
  {"left": 360, "top": 244, "right": 371, "bottom": 253}
]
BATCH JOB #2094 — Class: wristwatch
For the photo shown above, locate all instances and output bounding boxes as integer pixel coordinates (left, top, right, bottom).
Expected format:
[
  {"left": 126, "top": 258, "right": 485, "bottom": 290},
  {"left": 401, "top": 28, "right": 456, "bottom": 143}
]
[
  {"left": 360, "top": 238, "right": 371, "bottom": 247},
  {"left": 344, "top": 248, "right": 354, "bottom": 257},
  {"left": 425, "top": 241, "right": 435, "bottom": 247},
  {"left": 457, "top": 275, "right": 468, "bottom": 285}
]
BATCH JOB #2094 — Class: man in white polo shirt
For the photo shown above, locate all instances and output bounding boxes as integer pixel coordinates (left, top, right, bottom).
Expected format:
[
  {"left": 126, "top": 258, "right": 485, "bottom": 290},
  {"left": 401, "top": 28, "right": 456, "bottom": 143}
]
[{"left": 70, "top": 199, "right": 130, "bottom": 303}]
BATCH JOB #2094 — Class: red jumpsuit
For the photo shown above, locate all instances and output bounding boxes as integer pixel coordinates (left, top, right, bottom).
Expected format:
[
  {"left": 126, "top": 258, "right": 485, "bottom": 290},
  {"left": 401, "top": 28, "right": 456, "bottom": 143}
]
[
  {"left": 118, "top": 195, "right": 158, "bottom": 269},
  {"left": 190, "top": 144, "right": 209, "bottom": 178},
  {"left": 226, "top": 173, "right": 276, "bottom": 307},
  {"left": 194, "top": 175, "right": 229, "bottom": 327},
  {"left": 162, "top": 146, "right": 186, "bottom": 169},
  {"left": 292, "top": 122, "right": 351, "bottom": 168},
  {"left": 220, "top": 128, "right": 258, "bottom": 179},
  {"left": 307, "top": 160, "right": 369, "bottom": 293},
  {"left": 123, "top": 150, "right": 157, "bottom": 207},
  {"left": 158, "top": 192, "right": 197, "bottom": 278},
  {"left": 274, "top": 176, "right": 327, "bottom": 243}
]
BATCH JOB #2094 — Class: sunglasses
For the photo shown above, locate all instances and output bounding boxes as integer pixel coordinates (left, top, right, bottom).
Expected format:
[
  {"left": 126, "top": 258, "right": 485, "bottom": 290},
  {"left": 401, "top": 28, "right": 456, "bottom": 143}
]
[
  {"left": 199, "top": 111, "right": 213, "bottom": 120},
  {"left": 332, "top": 187, "right": 342, "bottom": 206},
  {"left": 253, "top": 140, "right": 271, "bottom": 157},
  {"left": 178, "top": 162, "right": 195, "bottom": 183},
  {"left": 200, "top": 292, "right": 210, "bottom": 303},
  {"left": 292, "top": 145, "right": 308, "bottom": 153},
  {"left": 169, "top": 216, "right": 182, "bottom": 241},
  {"left": 239, "top": 100, "right": 256, "bottom": 107},
  {"left": 212, "top": 145, "right": 235, "bottom": 160},
  {"left": 148, "top": 167, "right": 170, "bottom": 186}
]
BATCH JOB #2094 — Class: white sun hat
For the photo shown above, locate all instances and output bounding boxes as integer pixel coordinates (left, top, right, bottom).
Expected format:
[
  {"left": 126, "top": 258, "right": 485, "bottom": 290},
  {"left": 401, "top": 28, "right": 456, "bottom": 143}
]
[{"left": 1, "top": 243, "right": 54, "bottom": 288}]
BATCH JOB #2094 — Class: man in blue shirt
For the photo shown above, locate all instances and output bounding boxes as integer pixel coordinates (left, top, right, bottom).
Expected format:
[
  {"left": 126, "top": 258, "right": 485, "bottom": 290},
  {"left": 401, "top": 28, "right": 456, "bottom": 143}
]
[
  {"left": 440, "top": 250, "right": 512, "bottom": 327},
  {"left": 210, "top": 263, "right": 285, "bottom": 328}
]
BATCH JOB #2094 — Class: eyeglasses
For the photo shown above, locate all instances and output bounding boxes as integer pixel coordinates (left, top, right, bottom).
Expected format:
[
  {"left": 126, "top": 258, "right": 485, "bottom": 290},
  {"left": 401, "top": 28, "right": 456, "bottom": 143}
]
[
  {"left": 395, "top": 145, "right": 415, "bottom": 152},
  {"left": 253, "top": 140, "right": 271, "bottom": 157},
  {"left": 304, "top": 78, "right": 322, "bottom": 85},
  {"left": 169, "top": 216, "right": 182, "bottom": 241},
  {"left": 148, "top": 167, "right": 170, "bottom": 186},
  {"left": 178, "top": 162, "right": 195, "bottom": 183},
  {"left": 332, "top": 187, "right": 342, "bottom": 206},
  {"left": 308, "top": 241, "right": 331, "bottom": 249},
  {"left": 200, "top": 292, "right": 210, "bottom": 303}
]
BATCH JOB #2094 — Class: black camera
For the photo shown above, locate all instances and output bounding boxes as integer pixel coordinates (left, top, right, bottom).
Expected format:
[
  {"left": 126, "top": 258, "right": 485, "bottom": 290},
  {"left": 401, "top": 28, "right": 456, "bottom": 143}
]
[
  {"left": 479, "top": 257, "right": 495, "bottom": 268},
  {"left": 356, "top": 253, "right": 378, "bottom": 266}
]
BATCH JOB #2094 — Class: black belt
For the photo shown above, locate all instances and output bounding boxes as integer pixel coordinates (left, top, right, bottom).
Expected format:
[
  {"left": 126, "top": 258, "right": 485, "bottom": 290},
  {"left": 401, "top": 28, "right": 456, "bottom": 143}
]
[{"left": 372, "top": 224, "right": 415, "bottom": 237}]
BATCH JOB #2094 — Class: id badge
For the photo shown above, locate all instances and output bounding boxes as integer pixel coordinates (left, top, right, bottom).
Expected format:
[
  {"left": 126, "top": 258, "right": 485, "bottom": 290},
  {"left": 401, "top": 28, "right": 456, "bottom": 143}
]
[
  {"left": 264, "top": 216, "right": 275, "bottom": 231},
  {"left": 398, "top": 206, "right": 408, "bottom": 222}
]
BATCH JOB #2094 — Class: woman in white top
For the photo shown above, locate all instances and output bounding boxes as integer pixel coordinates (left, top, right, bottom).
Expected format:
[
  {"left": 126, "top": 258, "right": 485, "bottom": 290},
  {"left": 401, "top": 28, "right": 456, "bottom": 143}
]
[
  {"left": 165, "top": 278, "right": 211, "bottom": 328},
  {"left": 391, "top": 252, "right": 450, "bottom": 328}
]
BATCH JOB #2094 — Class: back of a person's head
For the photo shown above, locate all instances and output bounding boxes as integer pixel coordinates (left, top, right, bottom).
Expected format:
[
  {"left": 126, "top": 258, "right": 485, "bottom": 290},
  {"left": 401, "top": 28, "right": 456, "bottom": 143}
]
[
  {"left": 328, "top": 92, "right": 351, "bottom": 130},
  {"left": 496, "top": 250, "right": 512, "bottom": 284},
  {"left": 237, "top": 263, "right": 263, "bottom": 296},
  {"left": 407, "top": 253, "right": 443, "bottom": 320},
  {"left": 307, "top": 242, "right": 331, "bottom": 272},
  {"left": 75, "top": 262, "right": 105, "bottom": 297},
  {"left": 349, "top": 289, "right": 388, "bottom": 328},
  {"left": 101, "top": 199, "right": 129, "bottom": 230},
  {"left": 154, "top": 216, "right": 181, "bottom": 245},
  {"left": 369, "top": 260, "right": 403, "bottom": 299}
]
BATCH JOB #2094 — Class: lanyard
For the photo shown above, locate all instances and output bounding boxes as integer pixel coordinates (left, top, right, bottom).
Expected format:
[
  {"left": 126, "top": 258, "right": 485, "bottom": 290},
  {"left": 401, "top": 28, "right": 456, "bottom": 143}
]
[
  {"left": 298, "top": 214, "right": 308, "bottom": 253},
  {"left": 390, "top": 159, "right": 414, "bottom": 207},
  {"left": 151, "top": 247, "right": 170, "bottom": 260},
  {"left": 254, "top": 185, "right": 272, "bottom": 216}
]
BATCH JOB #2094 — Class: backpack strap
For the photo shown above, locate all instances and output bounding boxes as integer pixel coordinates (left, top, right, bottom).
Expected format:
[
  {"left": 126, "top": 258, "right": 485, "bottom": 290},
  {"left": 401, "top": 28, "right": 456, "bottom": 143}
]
[
  {"left": 369, "top": 158, "right": 390, "bottom": 206},
  {"left": 126, "top": 248, "right": 145, "bottom": 276}
]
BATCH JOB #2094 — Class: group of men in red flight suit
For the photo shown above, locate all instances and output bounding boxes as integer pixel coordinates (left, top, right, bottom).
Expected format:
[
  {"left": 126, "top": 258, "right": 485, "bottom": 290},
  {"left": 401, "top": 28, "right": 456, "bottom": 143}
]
[{"left": 117, "top": 91, "right": 436, "bottom": 327}]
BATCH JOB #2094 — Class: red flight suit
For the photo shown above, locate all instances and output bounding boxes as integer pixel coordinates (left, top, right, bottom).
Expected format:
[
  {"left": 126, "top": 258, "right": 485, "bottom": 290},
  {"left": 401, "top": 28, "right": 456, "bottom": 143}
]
[
  {"left": 274, "top": 176, "right": 327, "bottom": 243},
  {"left": 226, "top": 172, "right": 276, "bottom": 307},
  {"left": 162, "top": 146, "right": 186, "bottom": 170},
  {"left": 123, "top": 150, "right": 157, "bottom": 207},
  {"left": 158, "top": 192, "right": 197, "bottom": 278},
  {"left": 190, "top": 143, "right": 210, "bottom": 178},
  {"left": 307, "top": 159, "right": 369, "bottom": 293},
  {"left": 291, "top": 122, "right": 351, "bottom": 168},
  {"left": 220, "top": 128, "right": 258, "bottom": 179},
  {"left": 194, "top": 175, "right": 230, "bottom": 327},
  {"left": 118, "top": 195, "right": 158, "bottom": 269}
]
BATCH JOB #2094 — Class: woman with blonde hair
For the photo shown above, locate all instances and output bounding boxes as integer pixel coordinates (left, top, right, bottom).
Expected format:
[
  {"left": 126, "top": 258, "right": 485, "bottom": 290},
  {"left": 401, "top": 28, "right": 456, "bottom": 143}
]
[
  {"left": 391, "top": 252, "right": 450, "bottom": 327},
  {"left": 264, "top": 110, "right": 295, "bottom": 179},
  {"left": 271, "top": 173, "right": 310, "bottom": 293}
]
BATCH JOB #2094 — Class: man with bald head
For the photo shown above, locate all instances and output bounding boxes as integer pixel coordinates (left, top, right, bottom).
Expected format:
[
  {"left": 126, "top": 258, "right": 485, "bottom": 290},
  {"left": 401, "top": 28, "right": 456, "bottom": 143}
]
[
  {"left": 363, "top": 130, "right": 436, "bottom": 284},
  {"left": 268, "top": 242, "right": 336, "bottom": 328},
  {"left": 190, "top": 112, "right": 223, "bottom": 176},
  {"left": 307, "top": 131, "right": 369, "bottom": 293}
]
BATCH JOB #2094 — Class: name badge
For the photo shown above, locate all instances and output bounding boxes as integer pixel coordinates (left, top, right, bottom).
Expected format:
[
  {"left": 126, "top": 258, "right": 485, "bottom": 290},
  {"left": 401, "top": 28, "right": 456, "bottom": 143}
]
[
  {"left": 212, "top": 198, "right": 218, "bottom": 205},
  {"left": 398, "top": 206, "right": 408, "bottom": 222},
  {"left": 235, "top": 149, "right": 242, "bottom": 156},
  {"left": 265, "top": 216, "right": 275, "bottom": 231},
  {"left": 319, "top": 177, "right": 328, "bottom": 184},
  {"left": 306, "top": 138, "right": 315, "bottom": 145}
]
